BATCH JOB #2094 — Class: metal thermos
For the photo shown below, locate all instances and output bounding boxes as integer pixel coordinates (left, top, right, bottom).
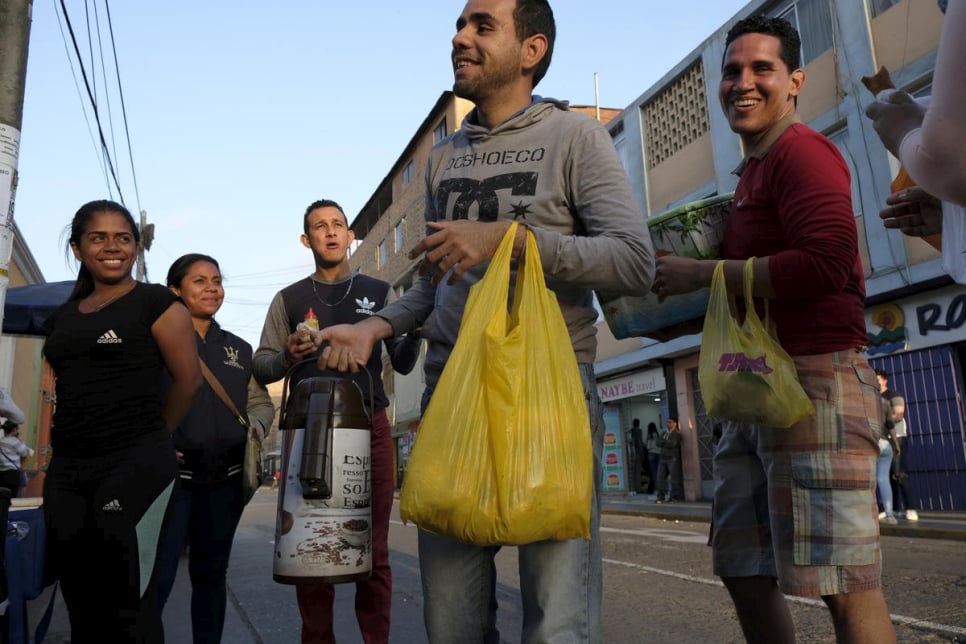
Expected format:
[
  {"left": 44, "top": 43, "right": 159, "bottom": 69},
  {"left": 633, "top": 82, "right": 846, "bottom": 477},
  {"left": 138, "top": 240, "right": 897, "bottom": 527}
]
[{"left": 273, "top": 373, "right": 372, "bottom": 585}]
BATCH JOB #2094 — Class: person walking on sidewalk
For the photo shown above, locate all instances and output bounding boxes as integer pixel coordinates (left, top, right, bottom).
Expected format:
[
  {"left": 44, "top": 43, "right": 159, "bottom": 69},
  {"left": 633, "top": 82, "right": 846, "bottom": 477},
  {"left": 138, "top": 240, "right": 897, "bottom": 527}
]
[
  {"left": 156, "top": 253, "right": 276, "bottom": 644},
  {"left": 252, "top": 199, "right": 418, "bottom": 644},
  {"left": 655, "top": 417, "right": 683, "bottom": 503},
  {"left": 651, "top": 16, "right": 895, "bottom": 643},
  {"left": 877, "top": 369, "right": 917, "bottom": 521}
]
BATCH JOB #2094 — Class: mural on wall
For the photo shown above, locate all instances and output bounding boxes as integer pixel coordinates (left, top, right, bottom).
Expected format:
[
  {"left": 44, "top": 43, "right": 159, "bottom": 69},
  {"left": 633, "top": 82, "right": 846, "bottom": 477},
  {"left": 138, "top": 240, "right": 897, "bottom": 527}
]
[
  {"left": 867, "top": 302, "right": 908, "bottom": 356},
  {"left": 601, "top": 406, "right": 625, "bottom": 493}
]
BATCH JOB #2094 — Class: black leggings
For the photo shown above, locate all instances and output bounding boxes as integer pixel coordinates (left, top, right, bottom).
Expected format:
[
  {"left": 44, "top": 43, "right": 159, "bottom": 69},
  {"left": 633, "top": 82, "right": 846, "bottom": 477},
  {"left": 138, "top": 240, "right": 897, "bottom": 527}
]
[{"left": 43, "top": 435, "right": 177, "bottom": 643}]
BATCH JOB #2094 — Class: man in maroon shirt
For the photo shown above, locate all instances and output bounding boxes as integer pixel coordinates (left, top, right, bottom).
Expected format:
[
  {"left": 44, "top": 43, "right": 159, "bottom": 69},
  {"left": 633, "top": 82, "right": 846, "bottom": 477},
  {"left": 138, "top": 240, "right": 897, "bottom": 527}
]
[{"left": 652, "top": 16, "right": 895, "bottom": 644}]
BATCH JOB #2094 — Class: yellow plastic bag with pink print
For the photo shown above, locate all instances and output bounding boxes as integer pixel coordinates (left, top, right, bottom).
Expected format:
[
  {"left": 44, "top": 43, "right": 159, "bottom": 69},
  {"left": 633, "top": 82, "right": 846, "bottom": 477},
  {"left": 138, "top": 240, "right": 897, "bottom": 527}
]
[{"left": 698, "top": 258, "right": 814, "bottom": 428}]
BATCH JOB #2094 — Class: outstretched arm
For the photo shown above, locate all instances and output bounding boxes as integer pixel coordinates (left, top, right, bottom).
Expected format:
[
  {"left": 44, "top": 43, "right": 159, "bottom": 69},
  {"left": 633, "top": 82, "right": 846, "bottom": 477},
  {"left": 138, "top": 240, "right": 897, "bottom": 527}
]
[{"left": 314, "top": 316, "right": 394, "bottom": 373}]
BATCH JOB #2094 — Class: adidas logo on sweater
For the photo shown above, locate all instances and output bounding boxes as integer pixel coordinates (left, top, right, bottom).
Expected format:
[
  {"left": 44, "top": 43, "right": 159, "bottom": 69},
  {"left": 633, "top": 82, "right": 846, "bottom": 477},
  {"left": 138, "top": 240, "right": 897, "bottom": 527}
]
[
  {"left": 97, "top": 330, "right": 123, "bottom": 344},
  {"left": 101, "top": 499, "right": 123, "bottom": 512}
]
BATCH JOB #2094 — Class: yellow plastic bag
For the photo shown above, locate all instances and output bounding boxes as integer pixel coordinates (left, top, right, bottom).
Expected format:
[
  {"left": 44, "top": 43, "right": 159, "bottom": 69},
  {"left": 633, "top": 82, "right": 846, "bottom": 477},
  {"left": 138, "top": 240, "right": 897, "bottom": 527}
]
[
  {"left": 698, "top": 258, "right": 814, "bottom": 428},
  {"left": 400, "top": 223, "right": 592, "bottom": 545}
]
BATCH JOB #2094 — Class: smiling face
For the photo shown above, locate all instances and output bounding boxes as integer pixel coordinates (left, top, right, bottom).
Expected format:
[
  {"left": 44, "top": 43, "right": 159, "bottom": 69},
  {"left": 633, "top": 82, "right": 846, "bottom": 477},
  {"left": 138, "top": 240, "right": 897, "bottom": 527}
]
[
  {"left": 452, "top": 0, "right": 524, "bottom": 105},
  {"left": 70, "top": 210, "right": 137, "bottom": 286},
  {"left": 301, "top": 205, "right": 354, "bottom": 270},
  {"left": 169, "top": 260, "right": 224, "bottom": 320},
  {"left": 719, "top": 32, "right": 804, "bottom": 147}
]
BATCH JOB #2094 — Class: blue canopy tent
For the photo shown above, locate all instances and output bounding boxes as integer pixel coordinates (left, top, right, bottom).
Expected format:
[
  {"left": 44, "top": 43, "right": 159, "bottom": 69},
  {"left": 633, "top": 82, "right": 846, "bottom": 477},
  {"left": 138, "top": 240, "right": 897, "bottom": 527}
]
[{"left": 1, "top": 281, "right": 74, "bottom": 336}]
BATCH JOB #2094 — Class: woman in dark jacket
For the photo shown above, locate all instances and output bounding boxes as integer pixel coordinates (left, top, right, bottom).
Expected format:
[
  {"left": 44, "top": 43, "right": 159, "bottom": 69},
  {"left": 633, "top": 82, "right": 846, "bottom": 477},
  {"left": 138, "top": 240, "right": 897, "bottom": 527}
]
[{"left": 156, "top": 253, "right": 275, "bottom": 643}]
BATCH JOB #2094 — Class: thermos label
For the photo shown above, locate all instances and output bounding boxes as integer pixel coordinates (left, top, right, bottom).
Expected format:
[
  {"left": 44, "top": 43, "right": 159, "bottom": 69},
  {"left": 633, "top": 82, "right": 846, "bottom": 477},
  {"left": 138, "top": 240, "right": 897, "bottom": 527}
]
[{"left": 274, "top": 426, "right": 372, "bottom": 583}]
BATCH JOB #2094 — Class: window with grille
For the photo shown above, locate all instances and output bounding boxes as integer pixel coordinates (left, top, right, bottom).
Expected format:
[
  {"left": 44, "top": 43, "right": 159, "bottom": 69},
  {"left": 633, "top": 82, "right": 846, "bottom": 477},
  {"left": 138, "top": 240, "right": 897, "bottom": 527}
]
[
  {"left": 643, "top": 61, "right": 709, "bottom": 169},
  {"left": 776, "top": 0, "right": 834, "bottom": 66}
]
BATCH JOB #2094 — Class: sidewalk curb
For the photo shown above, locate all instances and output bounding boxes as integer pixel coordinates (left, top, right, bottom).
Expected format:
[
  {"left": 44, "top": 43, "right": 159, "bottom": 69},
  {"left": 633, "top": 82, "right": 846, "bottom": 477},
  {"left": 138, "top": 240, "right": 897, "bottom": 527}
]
[{"left": 600, "top": 499, "right": 966, "bottom": 542}]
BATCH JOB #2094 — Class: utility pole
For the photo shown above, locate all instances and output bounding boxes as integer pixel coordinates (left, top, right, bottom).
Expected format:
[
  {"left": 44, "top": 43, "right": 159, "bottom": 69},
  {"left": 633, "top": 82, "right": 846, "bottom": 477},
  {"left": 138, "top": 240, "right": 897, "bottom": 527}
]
[
  {"left": 136, "top": 210, "right": 154, "bottom": 281},
  {"left": 0, "top": 0, "right": 33, "bottom": 333}
]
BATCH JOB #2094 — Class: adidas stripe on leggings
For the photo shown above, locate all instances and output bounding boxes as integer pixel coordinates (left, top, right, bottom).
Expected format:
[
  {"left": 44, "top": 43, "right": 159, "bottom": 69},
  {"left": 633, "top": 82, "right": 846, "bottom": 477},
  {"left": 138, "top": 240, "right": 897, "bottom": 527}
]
[{"left": 43, "top": 432, "right": 177, "bottom": 643}]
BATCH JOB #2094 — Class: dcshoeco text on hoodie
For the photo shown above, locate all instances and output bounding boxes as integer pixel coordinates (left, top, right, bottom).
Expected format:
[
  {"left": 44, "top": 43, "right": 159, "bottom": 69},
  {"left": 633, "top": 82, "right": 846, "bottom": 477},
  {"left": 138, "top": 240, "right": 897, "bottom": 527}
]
[{"left": 446, "top": 147, "right": 546, "bottom": 170}]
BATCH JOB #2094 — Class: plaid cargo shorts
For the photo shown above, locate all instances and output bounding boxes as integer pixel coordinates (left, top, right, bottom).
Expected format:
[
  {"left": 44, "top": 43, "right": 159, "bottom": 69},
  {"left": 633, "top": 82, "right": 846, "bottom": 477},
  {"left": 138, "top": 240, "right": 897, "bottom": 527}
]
[{"left": 710, "top": 349, "right": 883, "bottom": 597}]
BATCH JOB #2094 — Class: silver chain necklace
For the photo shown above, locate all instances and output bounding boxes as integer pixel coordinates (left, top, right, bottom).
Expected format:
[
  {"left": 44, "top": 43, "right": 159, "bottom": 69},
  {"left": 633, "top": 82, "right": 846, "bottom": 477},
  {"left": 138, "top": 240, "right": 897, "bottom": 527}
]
[{"left": 311, "top": 273, "right": 354, "bottom": 307}]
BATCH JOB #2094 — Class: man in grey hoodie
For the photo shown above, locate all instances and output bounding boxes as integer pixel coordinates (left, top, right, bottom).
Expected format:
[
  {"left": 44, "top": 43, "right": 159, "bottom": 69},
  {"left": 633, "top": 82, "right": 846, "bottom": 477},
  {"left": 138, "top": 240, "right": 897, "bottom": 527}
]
[{"left": 316, "top": 0, "right": 654, "bottom": 641}]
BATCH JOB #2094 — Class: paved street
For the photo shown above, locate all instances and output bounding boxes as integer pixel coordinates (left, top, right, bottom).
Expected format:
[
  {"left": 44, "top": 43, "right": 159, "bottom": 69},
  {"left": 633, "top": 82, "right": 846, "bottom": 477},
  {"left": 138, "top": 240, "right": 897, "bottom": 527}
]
[{"left": 35, "top": 488, "right": 966, "bottom": 643}]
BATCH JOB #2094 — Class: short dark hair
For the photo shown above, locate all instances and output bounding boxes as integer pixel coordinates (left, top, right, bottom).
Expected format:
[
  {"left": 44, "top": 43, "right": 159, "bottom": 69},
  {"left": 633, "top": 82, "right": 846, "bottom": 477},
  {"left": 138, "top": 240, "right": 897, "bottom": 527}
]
[
  {"left": 724, "top": 15, "right": 801, "bottom": 72},
  {"left": 303, "top": 199, "right": 347, "bottom": 234},
  {"left": 513, "top": 0, "right": 555, "bottom": 88},
  {"left": 875, "top": 368, "right": 887, "bottom": 379}
]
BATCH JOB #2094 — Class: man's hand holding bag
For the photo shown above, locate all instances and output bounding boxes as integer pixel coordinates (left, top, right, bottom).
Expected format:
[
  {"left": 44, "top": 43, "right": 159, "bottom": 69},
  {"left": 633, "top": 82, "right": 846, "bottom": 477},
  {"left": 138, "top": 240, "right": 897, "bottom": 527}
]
[{"left": 698, "top": 258, "right": 814, "bottom": 428}]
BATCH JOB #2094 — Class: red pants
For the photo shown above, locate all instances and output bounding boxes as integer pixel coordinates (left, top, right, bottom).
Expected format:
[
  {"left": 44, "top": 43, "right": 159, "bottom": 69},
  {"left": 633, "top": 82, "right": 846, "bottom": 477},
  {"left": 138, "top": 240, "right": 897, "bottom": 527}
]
[{"left": 297, "top": 408, "right": 393, "bottom": 644}]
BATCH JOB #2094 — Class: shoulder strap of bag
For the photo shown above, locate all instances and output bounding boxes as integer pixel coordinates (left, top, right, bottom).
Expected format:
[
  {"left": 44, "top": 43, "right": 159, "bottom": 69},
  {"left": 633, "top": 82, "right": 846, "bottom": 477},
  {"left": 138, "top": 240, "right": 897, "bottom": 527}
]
[
  {"left": 1, "top": 446, "right": 21, "bottom": 469},
  {"left": 198, "top": 358, "right": 249, "bottom": 428}
]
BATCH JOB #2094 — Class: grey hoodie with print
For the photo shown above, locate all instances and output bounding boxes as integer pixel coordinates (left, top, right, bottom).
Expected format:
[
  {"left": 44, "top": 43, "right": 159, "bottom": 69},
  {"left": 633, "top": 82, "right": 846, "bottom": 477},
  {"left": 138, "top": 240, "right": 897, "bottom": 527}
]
[{"left": 379, "top": 97, "right": 655, "bottom": 400}]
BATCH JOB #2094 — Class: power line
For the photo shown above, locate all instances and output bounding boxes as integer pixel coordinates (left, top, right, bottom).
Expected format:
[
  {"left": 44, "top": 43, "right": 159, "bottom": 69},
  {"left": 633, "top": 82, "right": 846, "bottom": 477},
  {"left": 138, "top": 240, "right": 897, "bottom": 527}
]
[
  {"left": 56, "top": 0, "right": 126, "bottom": 203},
  {"left": 104, "top": 0, "right": 142, "bottom": 214},
  {"left": 54, "top": 0, "right": 112, "bottom": 197}
]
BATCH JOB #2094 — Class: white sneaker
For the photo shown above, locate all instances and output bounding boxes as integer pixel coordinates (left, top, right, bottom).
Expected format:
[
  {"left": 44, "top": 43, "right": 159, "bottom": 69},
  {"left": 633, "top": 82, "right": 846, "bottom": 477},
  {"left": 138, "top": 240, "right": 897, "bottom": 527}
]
[
  {"left": 877, "top": 511, "right": 887, "bottom": 520},
  {"left": 905, "top": 509, "right": 919, "bottom": 521},
  {"left": 879, "top": 515, "right": 898, "bottom": 525}
]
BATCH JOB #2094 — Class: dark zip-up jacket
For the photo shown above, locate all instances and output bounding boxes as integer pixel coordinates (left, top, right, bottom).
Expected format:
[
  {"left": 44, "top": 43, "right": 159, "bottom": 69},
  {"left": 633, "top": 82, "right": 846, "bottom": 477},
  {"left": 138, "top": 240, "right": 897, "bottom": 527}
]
[{"left": 164, "top": 320, "right": 274, "bottom": 483}]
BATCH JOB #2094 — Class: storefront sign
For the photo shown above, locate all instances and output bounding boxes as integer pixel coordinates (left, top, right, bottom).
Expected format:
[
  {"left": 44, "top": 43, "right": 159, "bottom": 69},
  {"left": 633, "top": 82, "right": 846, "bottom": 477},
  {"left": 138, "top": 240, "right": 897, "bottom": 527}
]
[
  {"left": 866, "top": 284, "right": 966, "bottom": 355},
  {"left": 597, "top": 367, "right": 665, "bottom": 402}
]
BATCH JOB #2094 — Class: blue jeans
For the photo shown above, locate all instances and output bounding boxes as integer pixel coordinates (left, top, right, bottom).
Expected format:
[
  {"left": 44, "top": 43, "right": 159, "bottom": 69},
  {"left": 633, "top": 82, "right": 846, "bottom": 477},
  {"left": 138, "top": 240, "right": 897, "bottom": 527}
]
[
  {"left": 157, "top": 476, "right": 245, "bottom": 644},
  {"left": 417, "top": 363, "right": 603, "bottom": 644},
  {"left": 876, "top": 440, "right": 895, "bottom": 517}
]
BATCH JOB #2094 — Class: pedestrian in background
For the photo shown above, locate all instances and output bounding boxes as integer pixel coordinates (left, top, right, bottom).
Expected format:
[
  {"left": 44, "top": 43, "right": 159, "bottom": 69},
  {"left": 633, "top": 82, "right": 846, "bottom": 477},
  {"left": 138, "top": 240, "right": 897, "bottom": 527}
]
[
  {"left": 0, "top": 420, "right": 34, "bottom": 497},
  {"left": 156, "top": 253, "right": 275, "bottom": 643},
  {"left": 655, "top": 417, "right": 683, "bottom": 503},
  {"left": 646, "top": 422, "right": 661, "bottom": 496},
  {"left": 876, "top": 369, "right": 917, "bottom": 521},
  {"left": 652, "top": 16, "right": 895, "bottom": 642},
  {"left": 875, "top": 389, "right": 899, "bottom": 525},
  {"left": 42, "top": 199, "right": 201, "bottom": 643},
  {"left": 253, "top": 199, "right": 418, "bottom": 644},
  {"left": 311, "top": 0, "right": 655, "bottom": 639}
]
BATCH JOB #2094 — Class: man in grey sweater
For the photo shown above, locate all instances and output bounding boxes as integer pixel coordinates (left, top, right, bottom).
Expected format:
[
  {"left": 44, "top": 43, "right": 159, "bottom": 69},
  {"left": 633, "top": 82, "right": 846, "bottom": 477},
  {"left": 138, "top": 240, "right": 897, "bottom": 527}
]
[{"left": 315, "top": 0, "right": 654, "bottom": 641}]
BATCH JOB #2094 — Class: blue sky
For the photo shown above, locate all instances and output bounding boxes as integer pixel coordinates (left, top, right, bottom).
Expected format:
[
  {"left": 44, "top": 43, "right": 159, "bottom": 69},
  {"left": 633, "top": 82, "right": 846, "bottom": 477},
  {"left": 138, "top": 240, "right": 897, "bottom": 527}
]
[{"left": 14, "top": 0, "right": 748, "bottom": 347}]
